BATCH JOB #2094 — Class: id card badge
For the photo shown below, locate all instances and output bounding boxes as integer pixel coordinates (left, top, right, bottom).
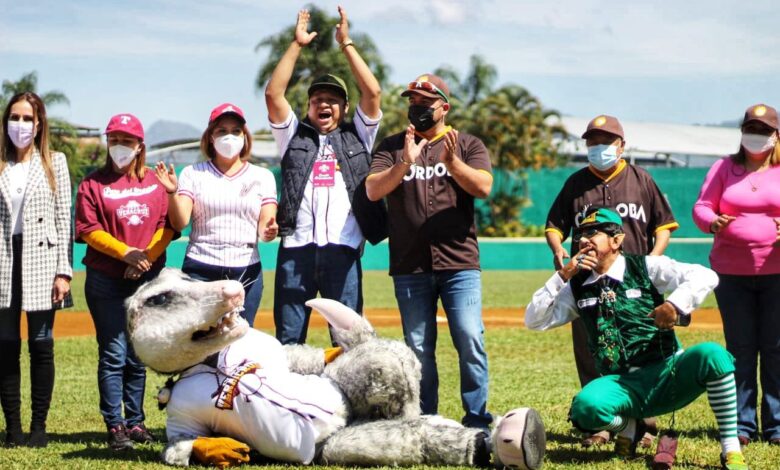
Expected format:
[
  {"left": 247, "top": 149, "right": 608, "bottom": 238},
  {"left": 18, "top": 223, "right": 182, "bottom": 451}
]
[{"left": 312, "top": 160, "right": 336, "bottom": 187}]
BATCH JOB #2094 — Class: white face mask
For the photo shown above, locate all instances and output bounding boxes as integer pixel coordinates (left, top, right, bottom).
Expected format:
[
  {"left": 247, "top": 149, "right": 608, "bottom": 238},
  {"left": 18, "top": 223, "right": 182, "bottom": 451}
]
[
  {"left": 214, "top": 134, "right": 244, "bottom": 159},
  {"left": 109, "top": 145, "right": 138, "bottom": 169},
  {"left": 741, "top": 133, "right": 777, "bottom": 155},
  {"left": 6, "top": 121, "right": 35, "bottom": 149}
]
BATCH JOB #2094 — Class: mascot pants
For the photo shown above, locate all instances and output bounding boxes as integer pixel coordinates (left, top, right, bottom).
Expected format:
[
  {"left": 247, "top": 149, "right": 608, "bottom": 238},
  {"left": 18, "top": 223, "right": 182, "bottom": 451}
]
[{"left": 570, "top": 342, "right": 734, "bottom": 432}]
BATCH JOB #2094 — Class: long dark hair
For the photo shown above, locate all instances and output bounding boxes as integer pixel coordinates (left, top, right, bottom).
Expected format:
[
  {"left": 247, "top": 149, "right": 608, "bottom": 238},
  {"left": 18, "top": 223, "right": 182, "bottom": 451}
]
[{"left": 1, "top": 92, "right": 57, "bottom": 192}]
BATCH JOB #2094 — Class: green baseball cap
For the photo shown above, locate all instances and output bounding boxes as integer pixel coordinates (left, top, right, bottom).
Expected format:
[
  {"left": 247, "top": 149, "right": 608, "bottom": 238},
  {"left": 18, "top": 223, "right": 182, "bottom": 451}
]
[
  {"left": 574, "top": 207, "right": 624, "bottom": 241},
  {"left": 308, "top": 74, "right": 348, "bottom": 101}
]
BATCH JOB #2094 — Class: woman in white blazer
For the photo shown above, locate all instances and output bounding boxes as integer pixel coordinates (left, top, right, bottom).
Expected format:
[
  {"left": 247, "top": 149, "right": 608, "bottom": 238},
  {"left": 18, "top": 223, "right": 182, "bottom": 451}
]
[{"left": 0, "top": 92, "right": 72, "bottom": 448}]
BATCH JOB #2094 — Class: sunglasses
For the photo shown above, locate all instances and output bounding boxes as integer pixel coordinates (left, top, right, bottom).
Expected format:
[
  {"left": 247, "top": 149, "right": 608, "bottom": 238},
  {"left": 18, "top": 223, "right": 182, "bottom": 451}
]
[
  {"left": 407, "top": 81, "right": 449, "bottom": 102},
  {"left": 573, "top": 227, "right": 609, "bottom": 243}
]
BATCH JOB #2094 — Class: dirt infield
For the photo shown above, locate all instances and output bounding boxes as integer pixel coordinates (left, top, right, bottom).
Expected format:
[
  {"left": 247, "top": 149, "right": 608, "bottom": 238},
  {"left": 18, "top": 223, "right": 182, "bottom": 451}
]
[{"left": 22, "top": 308, "right": 725, "bottom": 339}]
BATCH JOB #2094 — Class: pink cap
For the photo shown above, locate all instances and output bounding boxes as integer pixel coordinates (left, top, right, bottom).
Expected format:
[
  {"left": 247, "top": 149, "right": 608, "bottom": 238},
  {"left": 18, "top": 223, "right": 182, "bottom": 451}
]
[
  {"left": 105, "top": 113, "right": 144, "bottom": 140},
  {"left": 209, "top": 103, "right": 246, "bottom": 124}
]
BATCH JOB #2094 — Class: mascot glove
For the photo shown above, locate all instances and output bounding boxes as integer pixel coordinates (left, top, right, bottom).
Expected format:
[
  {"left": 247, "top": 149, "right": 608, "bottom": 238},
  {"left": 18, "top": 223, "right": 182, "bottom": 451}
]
[{"left": 192, "top": 436, "right": 251, "bottom": 468}]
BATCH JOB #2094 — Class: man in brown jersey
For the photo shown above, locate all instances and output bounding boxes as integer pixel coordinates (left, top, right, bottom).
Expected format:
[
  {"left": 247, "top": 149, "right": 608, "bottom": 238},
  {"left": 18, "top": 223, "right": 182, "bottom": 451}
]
[{"left": 545, "top": 114, "right": 679, "bottom": 447}]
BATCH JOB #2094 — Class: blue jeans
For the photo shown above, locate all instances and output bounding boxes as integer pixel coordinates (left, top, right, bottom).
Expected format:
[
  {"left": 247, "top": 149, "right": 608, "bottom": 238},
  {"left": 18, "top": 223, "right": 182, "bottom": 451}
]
[
  {"left": 393, "top": 269, "right": 492, "bottom": 429},
  {"left": 85, "top": 267, "right": 156, "bottom": 428},
  {"left": 274, "top": 243, "right": 363, "bottom": 345},
  {"left": 0, "top": 235, "right": 55, "bottom": 341},
  {"left": 181, "top": 257, "right": 263, "bottom": 327},
  {"left": 715, "top": 273, "right": 780, "bottom": 441}
]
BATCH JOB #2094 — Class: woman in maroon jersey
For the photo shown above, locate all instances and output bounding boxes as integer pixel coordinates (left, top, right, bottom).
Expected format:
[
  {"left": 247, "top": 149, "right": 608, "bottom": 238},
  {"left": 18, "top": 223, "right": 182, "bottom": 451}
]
[{"left": 75, "top": 113, "right": 174, "bottom": 451}]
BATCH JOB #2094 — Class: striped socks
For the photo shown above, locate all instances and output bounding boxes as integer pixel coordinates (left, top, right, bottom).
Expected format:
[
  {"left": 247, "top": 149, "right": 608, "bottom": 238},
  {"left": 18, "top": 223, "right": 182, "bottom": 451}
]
[{"left": 706, "top": 373, "right": 740, "bottom": 456}]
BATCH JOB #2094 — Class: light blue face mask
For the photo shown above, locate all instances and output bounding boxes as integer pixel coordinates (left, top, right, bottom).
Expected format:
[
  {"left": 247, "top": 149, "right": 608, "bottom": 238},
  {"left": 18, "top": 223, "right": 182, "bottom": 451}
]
[{"left": 587, "top": 144, "right": 620, "bottom": 171}]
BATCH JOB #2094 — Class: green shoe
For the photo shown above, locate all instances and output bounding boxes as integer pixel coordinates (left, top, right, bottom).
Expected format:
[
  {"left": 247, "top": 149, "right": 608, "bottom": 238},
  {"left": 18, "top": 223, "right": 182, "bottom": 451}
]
[{"left": 720, "top": 451, "right": 748, "bottom": 470}]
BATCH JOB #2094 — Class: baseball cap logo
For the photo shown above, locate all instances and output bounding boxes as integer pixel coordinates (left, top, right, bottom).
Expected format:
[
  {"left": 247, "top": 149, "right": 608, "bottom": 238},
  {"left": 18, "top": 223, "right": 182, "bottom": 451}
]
[
  {"left": 593, "top": 116, "right": 607, "bottom": 127},
  {"left": 120, "top": 115, "right": 132, "bottom": 125},
  {"left": 753, "top": 105, "right": 767, "bottom": 117},
  {"left": 582, "top": 212, "right": 598, "bottom": 225},
  {"left": 223, "top": 106, "right": 234, "bottom": 113}
]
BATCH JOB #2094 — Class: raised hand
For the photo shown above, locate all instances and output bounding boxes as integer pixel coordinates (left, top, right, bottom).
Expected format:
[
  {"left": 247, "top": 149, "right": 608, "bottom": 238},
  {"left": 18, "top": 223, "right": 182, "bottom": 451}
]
[
  {"left": 155, "top": 162, "right": 178, "bottom": 193},
  {"left": 442, "top": 129, "right": 459, "bottom": 164},
  {"left": 403, "top": 125, "right": 428, "bottom": 166},
  {"left": 335, "top": 5, "right": 350, "bottom": 45},
  {"left": 295, "top": 9, "right": 318, "bottom": 46}
]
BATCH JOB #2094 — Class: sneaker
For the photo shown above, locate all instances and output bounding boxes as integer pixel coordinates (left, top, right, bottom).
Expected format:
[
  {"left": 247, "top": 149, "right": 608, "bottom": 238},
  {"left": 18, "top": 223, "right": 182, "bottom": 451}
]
[
  {"left": 651, "top": 432, "right": 678, "bottom": 470},
  {"left": 614, "top": 418, "right": 647, "bottom": 458},
  {"left": 720, "top": 451, "right": 748, "bottom": 470},
  {"left": 127, "top": 423, "right": 155, "bottom": 444},
  {"left": 107, "top": 424, "right": 134, "bottom": 451}
]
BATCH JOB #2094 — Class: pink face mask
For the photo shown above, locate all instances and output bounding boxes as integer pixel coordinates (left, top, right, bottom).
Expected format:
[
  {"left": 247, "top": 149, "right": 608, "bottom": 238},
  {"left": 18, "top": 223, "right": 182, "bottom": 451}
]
[{"left": 6, "top": 121, "right": 35, "bottom": 149}]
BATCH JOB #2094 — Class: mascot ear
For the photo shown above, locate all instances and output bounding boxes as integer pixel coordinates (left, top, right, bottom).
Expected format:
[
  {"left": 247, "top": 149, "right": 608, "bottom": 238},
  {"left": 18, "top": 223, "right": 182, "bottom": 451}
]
[{"left": 305, "top": 298, "right": 361, "bottom": 330}]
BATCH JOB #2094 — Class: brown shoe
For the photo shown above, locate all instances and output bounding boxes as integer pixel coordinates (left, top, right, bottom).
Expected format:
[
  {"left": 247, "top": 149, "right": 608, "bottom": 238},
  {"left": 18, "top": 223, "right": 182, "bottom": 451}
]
[
  {"left": 651, "top": 432, "right": 678, "bottom": 470},
  {"left": 737, "top": 435, "right": 751, "bottom": 447},
  {"left": 581, "top": 431, "right": 610, "bottom": 448}
]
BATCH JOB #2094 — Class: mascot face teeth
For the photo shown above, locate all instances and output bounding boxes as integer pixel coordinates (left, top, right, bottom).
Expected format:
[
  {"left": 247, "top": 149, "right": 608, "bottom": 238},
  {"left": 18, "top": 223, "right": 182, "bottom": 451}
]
[
  {"left": 191, "top": 308, "right": 246, "bottom": 341},
  {"left": 125, "top": 268, "right": 251, "bottom": 373}
]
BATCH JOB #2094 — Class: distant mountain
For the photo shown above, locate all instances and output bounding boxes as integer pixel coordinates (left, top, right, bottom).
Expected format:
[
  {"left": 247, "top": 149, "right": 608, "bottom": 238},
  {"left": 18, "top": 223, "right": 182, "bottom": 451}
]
[{"left": 145, "top": 120, "right": 201, "bottom": 147}]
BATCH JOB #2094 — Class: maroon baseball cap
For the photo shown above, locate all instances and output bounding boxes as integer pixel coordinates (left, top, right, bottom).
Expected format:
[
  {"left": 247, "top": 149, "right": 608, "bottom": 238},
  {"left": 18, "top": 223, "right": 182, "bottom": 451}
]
[
  {"left": 742, "top": 104, "right": 778, "bottom": 130},
  {"left": 401, "top": 73, "right": 450, "bottom": 103},
  {"left": 209, "top": 103, "right": 246, "bottom": 124},
  {"left": 581, "top": 114, "right": 624, "bottom": 140},
  {"left": 105, "top": 113, "right": 144, "bottom": 140}
]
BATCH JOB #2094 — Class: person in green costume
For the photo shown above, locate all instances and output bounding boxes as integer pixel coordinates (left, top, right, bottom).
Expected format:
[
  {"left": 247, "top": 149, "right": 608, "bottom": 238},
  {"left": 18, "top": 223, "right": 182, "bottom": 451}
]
[{"left": 525, "top": 207, "right": 748, "bottom": 470}]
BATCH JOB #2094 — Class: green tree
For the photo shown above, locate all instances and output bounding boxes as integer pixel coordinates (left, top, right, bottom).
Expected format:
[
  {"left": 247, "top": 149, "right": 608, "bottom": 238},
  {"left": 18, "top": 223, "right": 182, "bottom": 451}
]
[
  {"left": 437, "top": 56, "right": 567, "bottom": 236},
  {"left": 255, "top": 4, "right": 389, "bottom": 119},
  {"left": 1, "top": 71, "right": 95, "bottom": 189}
]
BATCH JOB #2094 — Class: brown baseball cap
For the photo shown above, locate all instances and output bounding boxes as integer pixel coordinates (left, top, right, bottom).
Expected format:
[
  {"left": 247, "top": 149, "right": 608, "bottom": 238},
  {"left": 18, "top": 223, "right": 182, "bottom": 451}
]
[
  {"left": 400, "top": 73, "right": 450, "bottom": 103},
  {"left": 581, "top": 114, "right": 624, "bottom": 140},
  {"left": 742, "top": 104, "right": 778, "bottom": 130}
]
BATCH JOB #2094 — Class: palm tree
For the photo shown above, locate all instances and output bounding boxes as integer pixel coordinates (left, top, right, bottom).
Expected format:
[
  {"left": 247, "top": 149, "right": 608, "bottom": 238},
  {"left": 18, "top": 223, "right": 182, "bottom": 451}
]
[
  {"left": 254, "top": 4, "right": 389, "bottom": 119},
  {"left": 1, "top": 71, "right": 69, "bottom": 111},
  {"left": 438, "top": 56, "right": 567, "bottom": 236},
  {"left": 1, "top": 71, "right": 96, "bottom": 189}
]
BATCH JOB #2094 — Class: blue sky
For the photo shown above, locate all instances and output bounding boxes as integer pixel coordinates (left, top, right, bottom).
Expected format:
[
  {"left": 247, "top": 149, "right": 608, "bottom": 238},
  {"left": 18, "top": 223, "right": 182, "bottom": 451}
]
[{"left": 2, "top": 0, "right": 779, "bottom": 132}]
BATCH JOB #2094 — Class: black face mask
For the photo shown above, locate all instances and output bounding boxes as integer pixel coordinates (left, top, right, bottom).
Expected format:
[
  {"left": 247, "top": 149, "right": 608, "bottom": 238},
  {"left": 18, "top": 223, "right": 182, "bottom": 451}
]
[{"left": 408, "top": 105, "right": 439, "bottom": 132}]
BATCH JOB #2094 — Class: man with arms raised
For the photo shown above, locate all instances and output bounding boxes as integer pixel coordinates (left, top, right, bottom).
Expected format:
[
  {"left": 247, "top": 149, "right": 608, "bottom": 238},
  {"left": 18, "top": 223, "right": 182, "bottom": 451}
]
[{"left": 265, "top": 7, "right": 381, "bottom": 345}]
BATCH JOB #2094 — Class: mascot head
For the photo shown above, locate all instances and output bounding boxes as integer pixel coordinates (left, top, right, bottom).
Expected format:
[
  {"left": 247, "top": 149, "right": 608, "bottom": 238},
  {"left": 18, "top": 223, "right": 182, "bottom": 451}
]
[{"left": 126, "top": 268, "right": 250, "bottom": 373}]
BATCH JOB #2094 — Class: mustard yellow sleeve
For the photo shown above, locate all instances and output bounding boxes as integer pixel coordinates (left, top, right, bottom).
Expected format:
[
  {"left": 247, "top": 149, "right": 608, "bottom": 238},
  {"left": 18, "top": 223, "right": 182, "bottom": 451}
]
[
  {"left": 145, "top": 228, "right": 175, "bottom": 262},
  {"left": 82, "top": 230, "right": 129, "bottom": 261}
]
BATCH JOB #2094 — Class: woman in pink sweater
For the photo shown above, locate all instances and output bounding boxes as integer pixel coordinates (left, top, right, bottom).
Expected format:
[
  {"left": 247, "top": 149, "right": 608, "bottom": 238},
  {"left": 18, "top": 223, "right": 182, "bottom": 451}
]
[{"left": 693, "top": 103, "right": 780, "bottom": 447}]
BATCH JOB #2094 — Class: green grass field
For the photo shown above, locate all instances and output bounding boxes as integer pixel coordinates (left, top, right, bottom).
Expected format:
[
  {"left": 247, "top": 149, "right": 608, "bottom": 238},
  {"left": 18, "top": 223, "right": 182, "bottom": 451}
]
[
  {"left": 3, "top": 271, "right": 766, "bottom": 469},
  {"left": 66, "top": 270, "right": 719, "bottom": 312}
]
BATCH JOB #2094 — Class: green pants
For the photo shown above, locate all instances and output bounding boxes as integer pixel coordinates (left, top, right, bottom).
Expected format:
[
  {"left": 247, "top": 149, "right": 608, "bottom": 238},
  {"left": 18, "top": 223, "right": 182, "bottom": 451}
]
[{"left": 570, "top": 342, "right": 735, "bottom": 432}]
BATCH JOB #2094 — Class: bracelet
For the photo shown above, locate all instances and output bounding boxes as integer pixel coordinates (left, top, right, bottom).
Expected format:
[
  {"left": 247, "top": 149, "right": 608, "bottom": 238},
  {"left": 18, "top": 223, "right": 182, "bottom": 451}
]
[
  {"left": 400, "top": 156, "right": 413, "bottom": 166},
  {"left": 340, "top": 39, "right": 354, "bottom": 51},
  {"left": 166, "top": 189, "right": 177, "bottom": 194}
]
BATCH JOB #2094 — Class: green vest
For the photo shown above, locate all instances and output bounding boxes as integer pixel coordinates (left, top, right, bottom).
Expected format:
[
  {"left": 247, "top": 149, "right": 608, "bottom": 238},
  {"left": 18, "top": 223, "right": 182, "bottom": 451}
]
[{"left": 570, "top": 254, "right": 680, "bottom": 375}]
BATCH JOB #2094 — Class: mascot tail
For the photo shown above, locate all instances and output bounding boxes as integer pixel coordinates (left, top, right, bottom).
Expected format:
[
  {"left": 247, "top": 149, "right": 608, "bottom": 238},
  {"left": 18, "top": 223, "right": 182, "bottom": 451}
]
[{"left": 305, "top": 299, "right": 376, "bottom": 350}]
